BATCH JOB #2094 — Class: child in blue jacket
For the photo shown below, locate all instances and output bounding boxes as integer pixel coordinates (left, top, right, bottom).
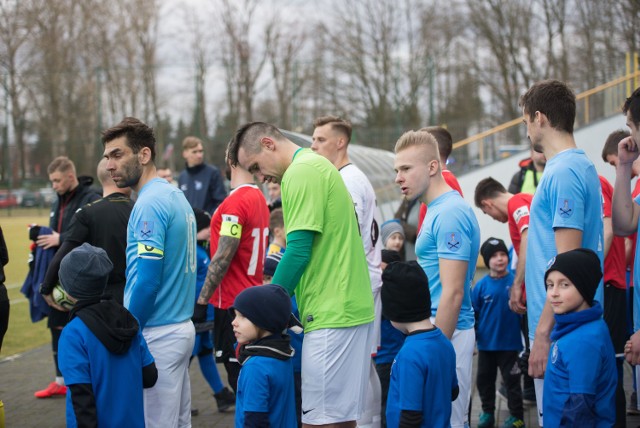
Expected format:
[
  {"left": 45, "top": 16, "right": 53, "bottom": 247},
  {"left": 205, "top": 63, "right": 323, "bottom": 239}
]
[
  {"left": 381, "top": 260, "right": 458, "bottom": 428},
  {"left": 472, "top": 238, "right": 524, "bottom": 428},
  {"left": 231, "top": 284, "right": 297, "bottom": 427},
  {"left": 544, "top": 248, "right": 616, "bottom": 427},
  {"left": 58, "top": 244, "right": 157, "bottom": 428}
]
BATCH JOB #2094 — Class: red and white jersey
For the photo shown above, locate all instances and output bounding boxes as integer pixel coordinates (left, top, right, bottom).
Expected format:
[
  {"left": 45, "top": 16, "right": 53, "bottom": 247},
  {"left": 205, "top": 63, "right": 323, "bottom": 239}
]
[
  {"left": 209, "top": 184, "right": 270, "bottom": 309},
  {"left": 340, "top": 164, "right": 382, "bottom": 291},
  {"left": 507, "top": 193, "right": 533, "bottom": 255},
  {"left": 600, "top": 176, "right": 626, "bottom": 289}
]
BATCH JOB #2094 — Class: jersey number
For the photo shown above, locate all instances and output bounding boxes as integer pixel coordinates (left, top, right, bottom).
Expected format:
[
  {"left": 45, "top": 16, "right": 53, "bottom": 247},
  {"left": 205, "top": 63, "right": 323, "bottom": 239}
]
[
  {"left": 248, "top": 227, "right": 269, "bottom": 276},
  {"left": 186, "top": 212, "right": 197, "bottom": 273}
]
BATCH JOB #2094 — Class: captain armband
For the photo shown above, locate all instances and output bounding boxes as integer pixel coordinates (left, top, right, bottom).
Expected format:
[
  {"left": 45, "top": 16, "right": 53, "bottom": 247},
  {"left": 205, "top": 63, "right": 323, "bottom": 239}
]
[
  {"left": 220, "top": 214, "right": 242, "bottom": 239},
  {"left": 137, "top": 243, "right": 164, "bottom": 259}
]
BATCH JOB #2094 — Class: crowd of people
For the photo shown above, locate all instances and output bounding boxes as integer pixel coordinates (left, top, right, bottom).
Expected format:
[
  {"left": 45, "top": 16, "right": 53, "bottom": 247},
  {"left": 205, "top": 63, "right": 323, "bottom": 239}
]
[{"left": 5, "top": 79, "right": 640, "bottom": 428}]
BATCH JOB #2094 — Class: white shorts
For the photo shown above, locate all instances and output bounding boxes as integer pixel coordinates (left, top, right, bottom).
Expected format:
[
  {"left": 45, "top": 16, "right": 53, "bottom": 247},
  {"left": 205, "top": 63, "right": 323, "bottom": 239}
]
[
  {"left": 534, "top": 377, "right": 544, "bottom": 427},
  {"left": 449, "top": 326, "right": 475, "bottom": 428},
  {"left": 531, "top": 337, "right": 544, "bottom": 427},
  {"left": 301, "top": 322, "right": 373, "bottom": 425},
  {"left": 370, "top": 287, "right": 382, "bottom": 355},
  {"left": 143, "top": 320, "right": 196, "bottom": 428}
]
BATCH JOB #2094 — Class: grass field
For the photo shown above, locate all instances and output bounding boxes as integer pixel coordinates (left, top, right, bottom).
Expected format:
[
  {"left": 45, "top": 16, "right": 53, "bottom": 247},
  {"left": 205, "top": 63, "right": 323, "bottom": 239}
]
[{"left": 1, "top": 207, "right": 52, "bottom": 358}]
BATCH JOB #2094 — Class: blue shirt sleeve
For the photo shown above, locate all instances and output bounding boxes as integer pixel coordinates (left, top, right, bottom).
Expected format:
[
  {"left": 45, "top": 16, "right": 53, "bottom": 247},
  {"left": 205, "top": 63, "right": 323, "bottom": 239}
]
[
  {"left": 131, "top": 197, "right": 168, "bottom": 252},
  {"left": 433, "top": 206, "right": 474, "bottom": 262},
  {"left": 548, "top": 166, "right": 586, "bottom": 231},
  {"left": 58, "top": 324, "right": 91, "bottom": 385},
  {"left": 128, "top": 256, "right": 163, "bottom": 329}
]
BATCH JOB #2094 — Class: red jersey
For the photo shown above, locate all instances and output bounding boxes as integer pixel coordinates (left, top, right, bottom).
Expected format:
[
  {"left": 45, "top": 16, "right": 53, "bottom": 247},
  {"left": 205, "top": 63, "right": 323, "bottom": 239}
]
[
  {"left": 600, "top": 176, "right": 626, "bottom": 289},
  {"left": 209, "top": 184, "right": 270, "bottom": 309},
  {"left": 417, "top": 170, "right": 463, "bottom": 232},
  {"left": 507, "top": 193, "right": 533, "bottom": 255}
]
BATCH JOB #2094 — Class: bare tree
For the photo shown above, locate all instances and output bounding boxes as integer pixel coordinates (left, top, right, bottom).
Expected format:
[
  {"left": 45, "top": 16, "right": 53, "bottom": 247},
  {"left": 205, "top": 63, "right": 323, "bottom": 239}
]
[
  {"left": 538, "top": 0, "right": 569, "bottom": 81},
  {"left": 0, "top": 0, "right": 37, "bottom": 182},
  {"left": 321, "top": 0, "right": 439, "bottom": 147},
  {"left": 466, "top": 0, "right": 543, "bottom": 123},
  {"left": 216, "top": 0, "right": 270, "bottom": 126},
  {"left": 265, "top": 21, "right": 307, "bottom": 130}
]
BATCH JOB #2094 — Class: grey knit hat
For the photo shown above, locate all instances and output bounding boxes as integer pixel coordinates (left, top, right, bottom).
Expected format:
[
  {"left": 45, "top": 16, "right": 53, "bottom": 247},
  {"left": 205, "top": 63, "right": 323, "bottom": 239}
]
[
  {"left": 381, "top": 219, "right": 405, "bottom": 247},
  {"left": 59, "top": 243, "right": 113, "bottom": 301}
]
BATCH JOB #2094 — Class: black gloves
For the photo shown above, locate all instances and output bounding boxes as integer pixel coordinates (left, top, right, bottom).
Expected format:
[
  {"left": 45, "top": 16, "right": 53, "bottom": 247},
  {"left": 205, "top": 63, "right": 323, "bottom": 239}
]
[{"left": 192, "top": 303, "right": 209, "bottom": 324}]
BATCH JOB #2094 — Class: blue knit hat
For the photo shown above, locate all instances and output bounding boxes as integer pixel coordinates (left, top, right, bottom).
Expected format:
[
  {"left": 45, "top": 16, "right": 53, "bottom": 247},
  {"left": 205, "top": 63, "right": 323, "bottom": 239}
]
[{"left": 231, "top": 284, "right": 291, "bottom": 334}]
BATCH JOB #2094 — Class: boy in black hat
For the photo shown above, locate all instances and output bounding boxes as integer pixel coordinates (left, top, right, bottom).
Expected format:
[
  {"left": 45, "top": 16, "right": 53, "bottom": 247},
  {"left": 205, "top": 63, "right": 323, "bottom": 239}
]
[
  {"left": 472, "top": 237, "right": 524, "bottom": 428},
  {"left": 230, "top": 284, "right": 297, "bottom": 427},
  {"left": 381, "top": 260, "right": 458, "bottom": 427},
  {"left": 543, "top": 248, "right": 616, "bottom": 427},
  {"left": 57, "top": 243, "right": 157, "bottom": 428},
  {"left": 374, "top": 249, "right": 405, "bottom": 428}
]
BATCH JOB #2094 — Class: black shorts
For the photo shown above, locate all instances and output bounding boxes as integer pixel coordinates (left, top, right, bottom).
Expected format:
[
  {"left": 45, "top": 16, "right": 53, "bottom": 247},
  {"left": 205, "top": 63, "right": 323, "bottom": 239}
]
[
  {"left": 214, "top": 307, "right": 237, "bottom": 363},
  {"left": 603, "top": 283, "right": 627, "bottom": 354}
]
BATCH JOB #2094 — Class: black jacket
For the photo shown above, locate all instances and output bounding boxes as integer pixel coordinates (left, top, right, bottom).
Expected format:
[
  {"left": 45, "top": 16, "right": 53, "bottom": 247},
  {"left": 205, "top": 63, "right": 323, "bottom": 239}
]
[{"left": 49, "top": 176, "right": 101, "bottom": 244}]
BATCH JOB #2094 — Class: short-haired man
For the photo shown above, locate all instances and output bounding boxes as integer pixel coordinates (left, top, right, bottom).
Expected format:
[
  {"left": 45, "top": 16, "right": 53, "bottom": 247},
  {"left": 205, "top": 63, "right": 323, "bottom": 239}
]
[
  {"left": 102, "top": 117, "right": 196, "bottom": 427},
  {"left": 613, "top": 87, "right": 640, "bottom": 366},
  {"left": 34, "top": 156, "right": 100, "bottom": 399},
  {"left": 228, "top": 122, "right": 374, "bottom": 428},
  {"left": 192, "top": 153, "right": 270, "bottom": 393},
  {"left": 398, "top": 126, "right": 464, "bottom": 255},
  {"left": 520, "top": 80, "right": 604, "bottom": 426},
  {"left": 178, "top": 136, "right": 227, "bottom": 213},
  {"left": 312, "top": 115, "right": 383, "bottom": 427},
  {"left": 394, "top": 130, "right": 480, "bottom": 428}
]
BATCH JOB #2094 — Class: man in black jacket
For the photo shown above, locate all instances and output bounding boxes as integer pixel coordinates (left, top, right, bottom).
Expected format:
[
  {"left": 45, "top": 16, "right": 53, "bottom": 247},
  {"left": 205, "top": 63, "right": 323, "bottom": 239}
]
[
  {"left": 178, "top": 136, "right": 227, "bottom": 213},
  {"left": 34, "top": 156, "right": 100, "bottom": 399}
]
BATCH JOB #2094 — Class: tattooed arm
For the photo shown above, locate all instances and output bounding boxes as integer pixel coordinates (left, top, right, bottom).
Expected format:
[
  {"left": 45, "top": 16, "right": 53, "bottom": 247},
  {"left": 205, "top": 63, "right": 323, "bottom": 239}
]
[{"left": 196, "top": 235, "right": 241, "bottom": 305}]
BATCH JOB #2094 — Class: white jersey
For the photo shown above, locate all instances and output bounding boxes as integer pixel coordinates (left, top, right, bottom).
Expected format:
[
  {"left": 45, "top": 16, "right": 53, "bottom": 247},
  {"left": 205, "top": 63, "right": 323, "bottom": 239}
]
[{"left": 340, "top": 163, "right": 383, "bottom": 291}]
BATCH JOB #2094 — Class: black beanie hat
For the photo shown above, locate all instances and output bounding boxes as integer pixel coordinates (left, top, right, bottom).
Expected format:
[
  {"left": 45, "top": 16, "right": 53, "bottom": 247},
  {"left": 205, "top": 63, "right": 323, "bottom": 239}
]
[
  {"left": 231, "top": 284, "right": 292, "bottom": 334},
  {"left": 544, "top": 248, "right": 602, "bottom": 305},
  {"left": 381, "top": 261, "right": 431, "bottom": 322},
  {"left": 480, "top": 237, "right": 509, "bottom": 268},
  {"left": 59, "top": 243, "right": 113, "bottom": 301},
  {"left": 193, "top": 208, "right": 211, "bottom": 232}
]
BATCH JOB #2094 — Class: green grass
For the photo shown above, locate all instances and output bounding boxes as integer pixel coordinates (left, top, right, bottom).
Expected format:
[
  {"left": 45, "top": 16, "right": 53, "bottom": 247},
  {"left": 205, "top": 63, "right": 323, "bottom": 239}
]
[{"left": 1, "top": 208, "right": 52, "bottom": 357}]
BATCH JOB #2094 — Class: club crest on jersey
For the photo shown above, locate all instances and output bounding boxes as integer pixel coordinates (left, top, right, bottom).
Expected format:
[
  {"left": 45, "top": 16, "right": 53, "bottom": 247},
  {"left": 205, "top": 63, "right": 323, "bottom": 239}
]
[
  {"left": 558, "top": 198, "right": 574, "bottom": 218},
  {"left": 138, "top": 221, "right": 154, "bottom": 238},
  {"left": 551, "top": 342, "right": 558, "bottom": 364},
  {"left": 445, "top": 232, "right": 461, "bottom": 252}
]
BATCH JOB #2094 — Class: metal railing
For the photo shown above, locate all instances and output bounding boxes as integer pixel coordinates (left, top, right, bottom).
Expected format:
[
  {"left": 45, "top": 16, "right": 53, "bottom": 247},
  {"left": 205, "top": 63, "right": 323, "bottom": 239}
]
[{"left": 450, "top": 55, "right": 640, "bottom": 174}]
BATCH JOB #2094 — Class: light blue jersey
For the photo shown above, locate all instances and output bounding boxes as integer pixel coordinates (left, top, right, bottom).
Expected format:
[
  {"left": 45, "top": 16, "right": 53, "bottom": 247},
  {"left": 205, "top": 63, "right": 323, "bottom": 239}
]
[
  {"left": 525, "top": 149, "right": 604, "bottom": 340},
  {"left": 416, "top": 190, "right": 480, "bottom": 331},
  {"left": 125, "top": 178, "right": 196, "bottom": 327}
]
